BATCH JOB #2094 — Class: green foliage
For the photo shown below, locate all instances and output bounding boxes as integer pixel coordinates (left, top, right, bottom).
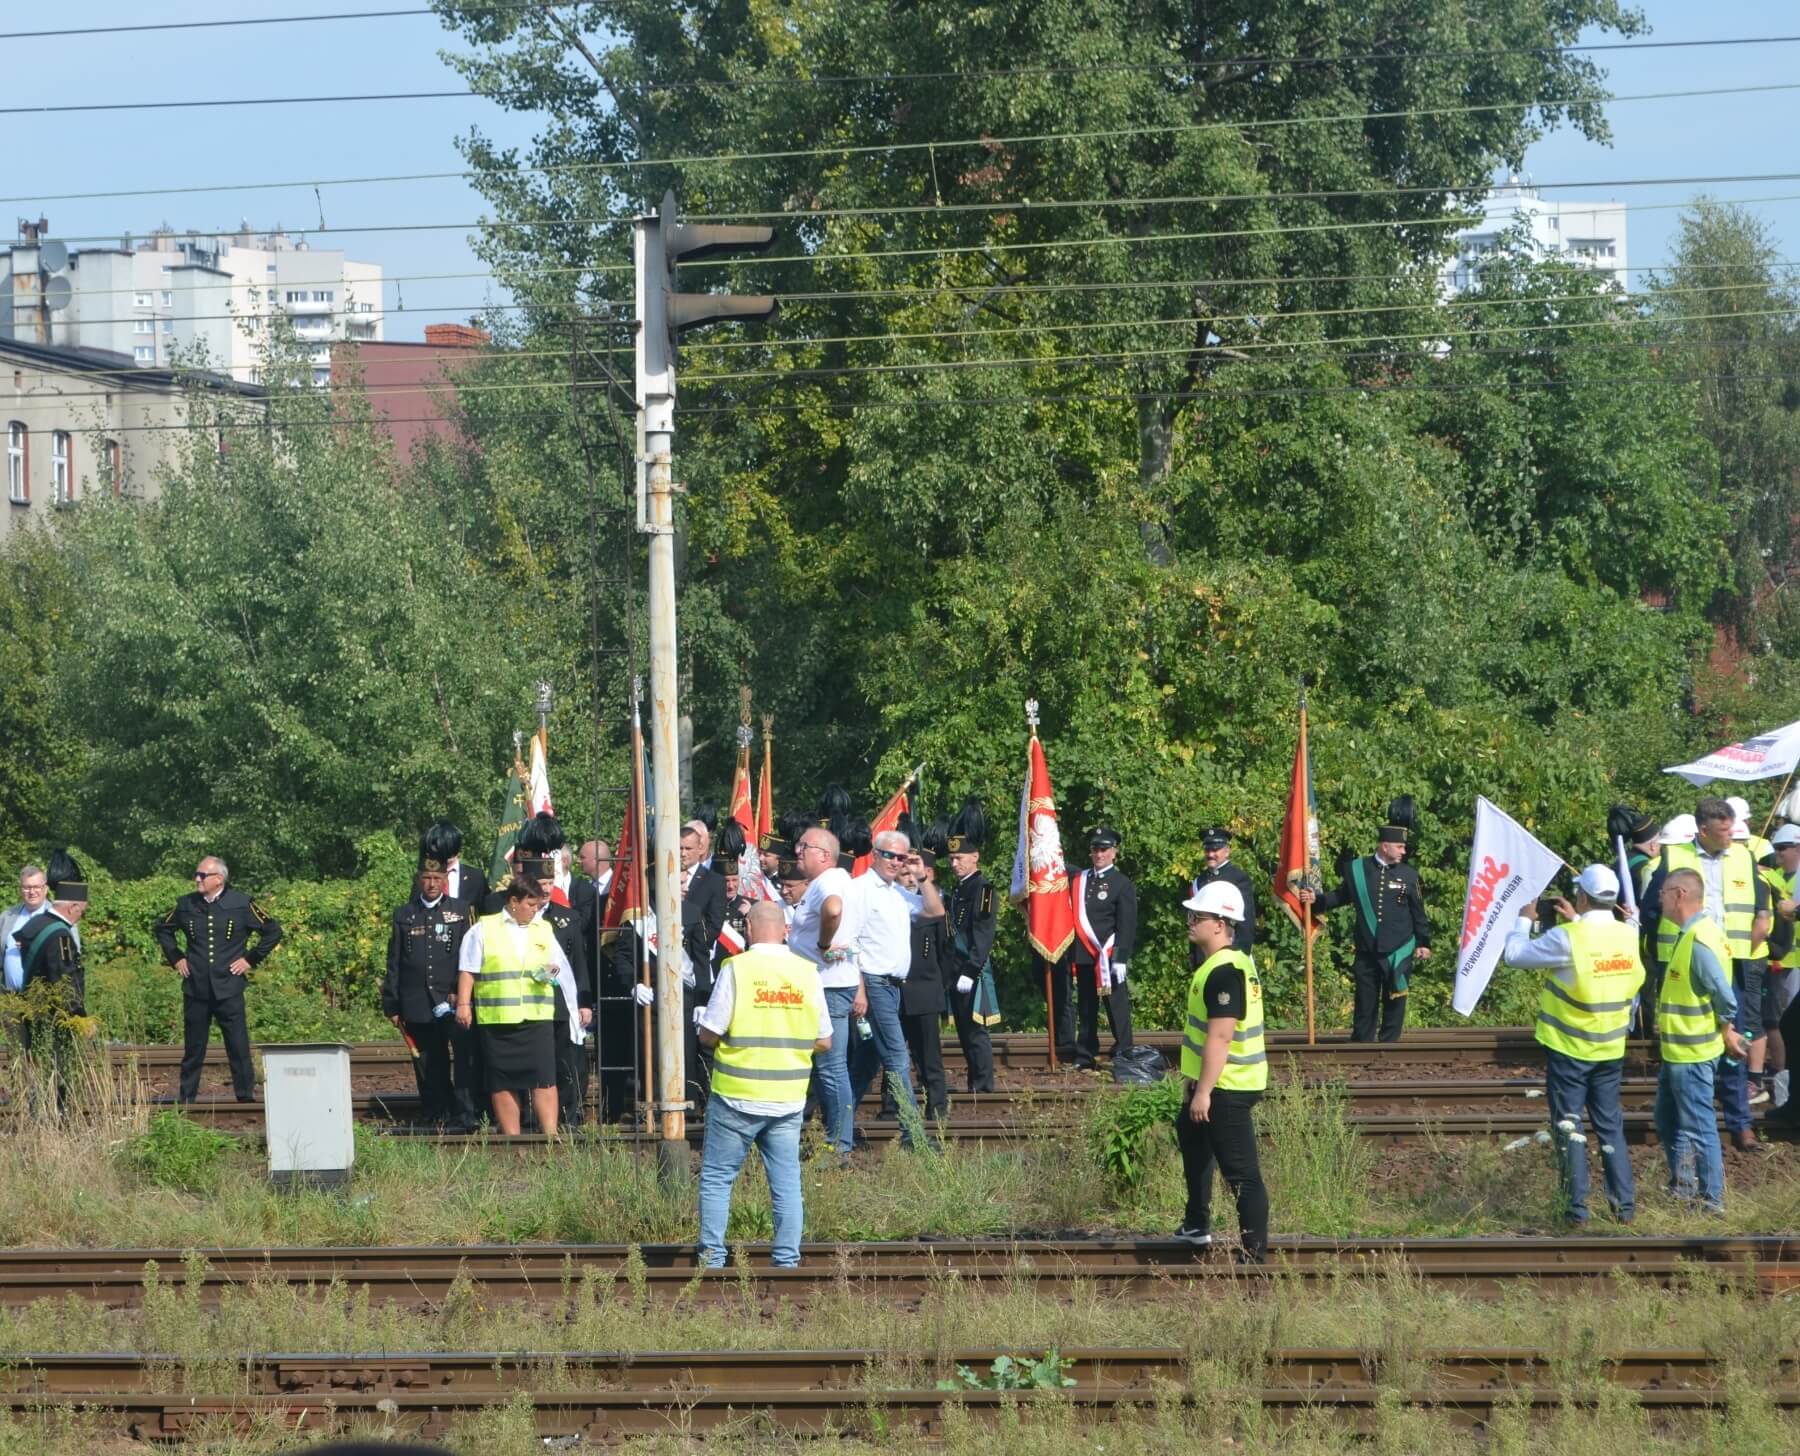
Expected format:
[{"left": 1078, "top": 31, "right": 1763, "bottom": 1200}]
[
  {"left": 936, "top": 1351, "right": 1078, "bottom": 1393},
  {"left": 122, "top": 1111, "right": 239, "bottom": 1193},
  {"left": 1086, "top": 1077, "right": 1184, "bottom": 1192}
]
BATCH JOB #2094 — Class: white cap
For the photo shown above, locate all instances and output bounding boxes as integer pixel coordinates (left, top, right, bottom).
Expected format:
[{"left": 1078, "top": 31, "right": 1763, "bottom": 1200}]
[
  {"left": 1182, "top": 880, "right": 1245, "bottom": 922},
  {"left": 1573, "top": 864, "right": 1619, "bottom": 904},
  {"left": 1771, "top": 824, "right": 1800, "bottom": 849},
  {"left": 1662, "top": 813, "right": 1697, "bottom": 845}
]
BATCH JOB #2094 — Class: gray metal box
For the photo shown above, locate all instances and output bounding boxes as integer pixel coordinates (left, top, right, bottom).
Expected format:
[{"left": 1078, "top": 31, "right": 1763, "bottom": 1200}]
[{"left": 261, "top": 1043, "right": 354, "bottom": 1188}]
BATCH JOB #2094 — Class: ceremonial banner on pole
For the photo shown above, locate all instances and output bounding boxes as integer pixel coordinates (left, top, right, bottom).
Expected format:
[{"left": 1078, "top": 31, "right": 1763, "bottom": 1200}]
[
  {"left": 600, "top": 709, "right": 652, "bottom": 947},
  {"left": 1273, "top": 693, "right": 1322, "bottom": 1041},
  {"left": 1664, "top": 720, "right": 1800, "bottom": 785},
  {"left": 1453, "top": 796, "right": 1564, "bottom": 1017},
  {"left": 488, "top": 736, "right": 531, "bottom": 886},
  {"left": 728, "top": 744, "right": 755, "bottom": 836},
  {"left": 754, "top": 716, "right": 774, "bottom": 843},
  {"left": 1010, "top": 730, "right": 1076, "bottom": 962}
]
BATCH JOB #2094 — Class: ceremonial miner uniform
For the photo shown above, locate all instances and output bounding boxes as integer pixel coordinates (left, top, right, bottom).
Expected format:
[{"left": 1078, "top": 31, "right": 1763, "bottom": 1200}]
[
  {"left": 1063, "top": 827, "right": 1136, "bottom": 1069},
  {"left": 154, "top": 875, "right": 282, "bottom": 1101},
  {"left": 382, "top": 862, "right": 477, "bottom": 1129},
  {"left": 943, "top": 833, "right": 998, "bottom": 1094},
  {"left": 1314, "top": 801, "right": 1429, "bottom": 1043},
  {"left": 1189, "top": 826, "right": 1258, "bottom": 960}
]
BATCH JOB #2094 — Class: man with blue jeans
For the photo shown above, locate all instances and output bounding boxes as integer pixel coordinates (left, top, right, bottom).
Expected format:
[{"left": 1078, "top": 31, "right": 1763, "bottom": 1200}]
[
  {"left": 787, "top": 827, "right": 859, "bottom": 1156},
  {"left": 1654, "top": 868, "right": 1749, "bottom": 1212},
  {"left": 843, "top": 829, "right": 946, "bottom": 1148},
  {"left": 695, "top": 902, "right": 832, "bottom": 1268},
  {"left": 1503, "top": 865, "right": 1644, "bottom": 1224}
]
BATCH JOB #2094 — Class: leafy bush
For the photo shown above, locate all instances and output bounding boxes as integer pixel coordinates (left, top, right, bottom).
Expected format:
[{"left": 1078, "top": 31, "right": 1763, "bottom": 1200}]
[
  {"left": 123, "top": 1111, "right": 240, "bottom": 1193},
  {"left": 937, "top": 1352, "right": 1077, "bottom": 1392},
  {"left": 1086, "top": 1077, "right": 1184, "bottom": 1193}
]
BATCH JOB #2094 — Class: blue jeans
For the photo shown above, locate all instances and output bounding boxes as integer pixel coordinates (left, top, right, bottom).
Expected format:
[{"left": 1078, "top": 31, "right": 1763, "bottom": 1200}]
[
  {"left": 849, "top": 975, "right": 918, "bottom": 1146},
  {"left": 1715, "top": 959, "right": 1764, "bottom": 1133},
  {"left": 696, "top": 1096, "right": 806, "bottom": 1267},
  {"left": 1654, "top": 1060, "right": 1725, "bottom": 1209},
  {"left": 1543, "top": 1051, "right": 1634, "bottom": 1221},
  {"left": 819, "top": 984, "right": 858, "bottom": 1153}
]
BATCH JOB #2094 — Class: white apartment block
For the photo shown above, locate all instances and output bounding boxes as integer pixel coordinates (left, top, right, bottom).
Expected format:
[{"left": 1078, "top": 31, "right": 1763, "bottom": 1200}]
[
  {"left": 1441, "top": 181, "right": 1627, "bottom": 296},
  {"left": 2, "top": 224, "right": 383, "bottom": 386}
]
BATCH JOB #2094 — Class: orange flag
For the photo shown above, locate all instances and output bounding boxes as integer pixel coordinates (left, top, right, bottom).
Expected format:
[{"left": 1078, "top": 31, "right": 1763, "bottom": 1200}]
[{"left": 853, "top": 777, "right": 914, "bottom": 877}]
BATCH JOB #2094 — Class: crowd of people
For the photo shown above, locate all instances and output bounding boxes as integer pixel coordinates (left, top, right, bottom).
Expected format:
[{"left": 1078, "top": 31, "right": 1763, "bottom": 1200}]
[{"left": 3, "top": 779, "right": 1794, "bottom": 1261}]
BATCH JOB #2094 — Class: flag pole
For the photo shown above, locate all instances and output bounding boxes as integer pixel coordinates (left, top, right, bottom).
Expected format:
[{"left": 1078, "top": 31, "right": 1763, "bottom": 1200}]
[
  {"left": 1027, "top": 698, "right": 1056, "bottom": 1073},
  {"left": 1758, "top": 763, "right": 1798, "bottom": 840},
  {"left": 1299, "top": 690, "right": 1316, "bottom": 1046}
]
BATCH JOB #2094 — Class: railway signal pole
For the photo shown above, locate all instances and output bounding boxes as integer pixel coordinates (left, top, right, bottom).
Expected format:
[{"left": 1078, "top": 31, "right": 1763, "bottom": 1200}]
[{"left": 633, "top": 190, "right": 776, "bottom": 1178}]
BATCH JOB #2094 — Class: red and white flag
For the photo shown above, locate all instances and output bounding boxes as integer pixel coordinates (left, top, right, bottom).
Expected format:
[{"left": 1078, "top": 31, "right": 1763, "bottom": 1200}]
[
  {"left": 853, "top": 773, "right": 916, "bottom": 877},
  {"left": 523, "top": 729, "right": 570, "bottom": 905},
  {"left": 1009, "top": 732, "right": 1075, "bottom": 961},
  {"left": 1453, "top": 796, "right": 1563, "bottom": 1016}
]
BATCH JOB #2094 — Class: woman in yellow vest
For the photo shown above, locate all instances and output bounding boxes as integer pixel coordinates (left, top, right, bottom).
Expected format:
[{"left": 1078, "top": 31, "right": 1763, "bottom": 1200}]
[
  {"left": 1501, "top": 865, "right": 1643, "bottom": 1224},
  {"left": 454, "top": 878, "right": 571, "bottom": 1135},
  {"left": 1175, "top": 880, "right": 1268, "bottom": 1262}
]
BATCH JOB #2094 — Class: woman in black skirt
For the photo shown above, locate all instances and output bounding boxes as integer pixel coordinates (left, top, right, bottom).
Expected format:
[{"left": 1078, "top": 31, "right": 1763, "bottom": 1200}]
[{"left": 455, "top": 877, "right": 571, "bottom": 1134}]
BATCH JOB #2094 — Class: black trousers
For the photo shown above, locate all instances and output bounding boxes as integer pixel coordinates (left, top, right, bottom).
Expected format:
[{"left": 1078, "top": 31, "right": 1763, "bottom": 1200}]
[
  {"left": 180, "top": 993, "right": 255, "bottom": 1101},
  {"left": 1351, "top": 954, "right": 1407, "bottom": 1042},
  {"left": 904, "top": 1011, "right": 948, "bottom": 1120},
  {"left": 948, "top": 981, "right": 996, "bottom": 1092},
  {"left": 404, "top": 1016, "right": 479, "bottom": 1128},
  {"left": 1073, "top": 961, "right": 1133, "bottom": 1064},
  {"left": 554, "top": 1016, "right": 589, "bottom": 1127},
  {"left": 1049, "top": 959, "right": 1078, "bottom": 1059},
  {"left": 1174, "top": 1086, "right": 1268, "bottom": 1261},
  {"left": 594, "top": 996, "right": 637, "bottom": 1123}
]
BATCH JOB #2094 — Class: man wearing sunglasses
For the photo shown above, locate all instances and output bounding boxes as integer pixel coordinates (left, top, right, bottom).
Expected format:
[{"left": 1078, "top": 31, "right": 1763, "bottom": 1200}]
[
  {"left": 841, "top": 828, "right": 946, "bottom": 1148},
  {"left": 154, "top": 856, "right": 283, "bottom": 1102}
]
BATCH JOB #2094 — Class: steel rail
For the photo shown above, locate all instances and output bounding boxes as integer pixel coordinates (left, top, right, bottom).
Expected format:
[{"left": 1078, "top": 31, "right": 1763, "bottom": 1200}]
[{"left": 0, "top": 1236, "right": 1789, "bottom": 1308}]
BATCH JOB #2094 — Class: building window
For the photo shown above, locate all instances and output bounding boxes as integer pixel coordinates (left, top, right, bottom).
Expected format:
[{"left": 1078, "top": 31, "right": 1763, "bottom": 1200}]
[
  {"left": 50, "top": 432, "right": 71, "bottom": 505},
  {"left": 313, "top": 290, "right": 335, "bottom": 303},
  {"left": 5, "top": 423, "right": 24, "bottom": 504},
  {"left": 160, "top": 290, "right": 174, "bottom": 306},
  {"left": 285, "top": 290, "right": 308, "bottom": 303},
  {"left": 312, "top": 368, "right": 332, "bottom": 387},
  {"left": 104, "top": 439, "right": 122, "bottom": 496},
  {"left": 133, "top": 319, "right": 154, "bottom": 334},
  {"left": 134, "top": 346, "right": 156, "bottom": 363},
  {"left": 133, "top": 292, "right": 153, "bottom": 307},
  {"left": 161, "top": 319, "right": 174, "bottom": 333}
]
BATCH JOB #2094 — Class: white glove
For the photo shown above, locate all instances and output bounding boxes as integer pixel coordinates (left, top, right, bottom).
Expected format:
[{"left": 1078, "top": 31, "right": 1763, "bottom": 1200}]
[
  {"left": 632, "top": 983, "right": 654, "bottom": 1007},
  {"left": 679, "top": 950, "right": 696, "bottom": 989},
  {"left": 956, "top": 975, "right": 974, "bottom": 995},
  {"left": 1111, "top": 962, "right": 1128, "bottom": 987},
  {"left": 692, "top": 1005, "right": 707, "bottom": 1026}
]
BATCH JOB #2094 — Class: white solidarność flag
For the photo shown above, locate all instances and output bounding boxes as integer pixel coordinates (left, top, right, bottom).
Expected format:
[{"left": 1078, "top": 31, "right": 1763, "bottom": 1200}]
[{"left": 1453, "top": 796, "right": 1565, "bottom": 1017}]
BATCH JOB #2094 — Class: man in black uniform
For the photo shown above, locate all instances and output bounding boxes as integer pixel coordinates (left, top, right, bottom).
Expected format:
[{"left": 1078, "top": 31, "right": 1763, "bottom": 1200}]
[
  {"left": 10, "top": 852, "right": 90, "bottom": 1109},
  {"left": 382, "top": 848, "right": 476, "bottom": 1129},
  {"left": 1189, "top": 827, "right": 1257, "bottom": 956},
  {"left": 938, "top": 801, "right": 998, "bottom": 1093},
  {"left": 1299, "top": 797, "right": 1432, "bottom": 1042},
  {"left": 1064, "top": 827, "right": 1137, "bottom": 1069},
  {"left": 897, "top": 818, "right": 949, "bottom": 1121},
  {"left": 516, "top": 815, "right": 595, "bottom": 1127},
  {"left": 154, "top": 854, "right": 282, "bottom": 1101}
]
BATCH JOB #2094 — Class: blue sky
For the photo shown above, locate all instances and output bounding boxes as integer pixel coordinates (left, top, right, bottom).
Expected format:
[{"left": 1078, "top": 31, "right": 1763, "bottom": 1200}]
[{"left": 8, "top": 1, "right": 1795, "bottom": 342}]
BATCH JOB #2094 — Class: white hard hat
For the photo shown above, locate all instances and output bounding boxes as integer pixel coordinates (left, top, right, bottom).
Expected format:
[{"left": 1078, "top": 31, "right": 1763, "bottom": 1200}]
[
  {"left": 1771, "top": 824, "right": 1800, "bottom": 849},
  {"left": 1727, "top": 795, "right": 1751, "bottom": 819},
  {"left": 1183, "top": 880, "right": 1245, "bottom": 922},
  {"left": 1732, "top": 820, "right": 1750, "bottom": 841},
  {"left": 1573, "top": 864, "right": 1620, "bottom": 904},
  {"left": 1662, "top": 813, "right": 1697, "bottom": 845}
]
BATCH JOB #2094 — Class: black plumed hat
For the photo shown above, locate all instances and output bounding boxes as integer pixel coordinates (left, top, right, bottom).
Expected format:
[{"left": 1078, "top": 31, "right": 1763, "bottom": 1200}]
[
  {"left": 715, "top": 819, "right": 747, "bottom": 863},
  {"left": 517, "top": 811, "right": 566, "bottom": 855},
  {"left": 422, "top": 820, "right": 464, "bottom": 860},
  {"left": 947, "top": 796, "right": 988, "bottom": 853},
  {"left": 1379, "top": 795, "right": 1415, "bottom": 846}
]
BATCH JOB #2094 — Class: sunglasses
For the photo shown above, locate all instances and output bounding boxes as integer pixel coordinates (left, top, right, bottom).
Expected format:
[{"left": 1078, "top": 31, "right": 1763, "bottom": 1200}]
[{"left": 873, "top": 848, "right": 907, "bottom": 862}]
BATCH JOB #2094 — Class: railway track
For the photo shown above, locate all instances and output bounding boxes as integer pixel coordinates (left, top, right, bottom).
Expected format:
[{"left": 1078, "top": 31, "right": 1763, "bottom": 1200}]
[
  {"left": 0, "top": 1345, "right": 1792, "bottom": 1439},
  {"left": 0, "top": 1235, "right": 1791, "bottom": 1308},
  {"left": 90, "top": 1026, "right": 1659, "bottom": 1084}
]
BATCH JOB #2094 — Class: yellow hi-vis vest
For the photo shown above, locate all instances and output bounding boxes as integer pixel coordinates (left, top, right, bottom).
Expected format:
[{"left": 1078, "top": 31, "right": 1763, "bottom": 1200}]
[
  {"left": 1657, "top": 915, "right": 1730, "bottom": 1064},
  {"left": 710, "top": 946, "right": 822, "bottom": 1105},
  {"left": 1180, "top": 948, "right": 1267, "bottom": 1092},
  {"left": 1535, "top": 917, "right": 1644, "bottom": 1062},
  {"left": 1656, "top": 843, "right": 1757, "bottom": 963},
  {"left": 472, "top": 913, "right": 558, "bottom": 1026}
]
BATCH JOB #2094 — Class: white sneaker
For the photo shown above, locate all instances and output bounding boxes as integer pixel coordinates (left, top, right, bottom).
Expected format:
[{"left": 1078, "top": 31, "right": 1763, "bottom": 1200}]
[
  {"left": 1750, "top": 1084, "right": 1771, "bottom": 1107},
  {"left": 1173, "top": 1226, "right": 1213, "bottom": 1245}
]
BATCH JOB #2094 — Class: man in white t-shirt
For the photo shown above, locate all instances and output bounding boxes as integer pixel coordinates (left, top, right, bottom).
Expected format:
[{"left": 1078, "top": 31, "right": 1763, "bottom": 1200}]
[{"left": 788, "top": 827, "right": 859, "bottom": 1155}]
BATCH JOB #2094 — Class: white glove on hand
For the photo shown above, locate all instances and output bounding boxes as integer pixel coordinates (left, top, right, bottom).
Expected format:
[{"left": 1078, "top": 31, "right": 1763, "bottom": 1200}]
[
  {"left": 679, "top": 950, "right": 696, "bottom": 989},
  {"left": 1111, "top": 962, "right": 1128, "bottom": 987},
  {"left": 692, "top": 1005, "right": 707, "bottom": 1026},
  {"left": 955, "top": 975, "right": 975, "bottom": 995},
  {"left": 632, "top": 983, "right": 654, "bottom": 1007}
]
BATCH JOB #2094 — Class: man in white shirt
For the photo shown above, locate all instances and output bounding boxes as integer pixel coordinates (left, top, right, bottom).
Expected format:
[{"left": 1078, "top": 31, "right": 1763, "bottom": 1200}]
[
  {"left": 843, "top": 830, "right": 945, "bottom": 1147},
  {"left": 788, "top": 827, "right": 858, "bottom": 1155}
]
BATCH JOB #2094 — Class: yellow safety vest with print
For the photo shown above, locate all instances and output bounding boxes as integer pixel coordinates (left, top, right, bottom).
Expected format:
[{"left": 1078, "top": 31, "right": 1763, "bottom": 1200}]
[
  {"left": 1657, "top": 915, "right": 1730, "bottom": 1064},
  {"left": 1180, "top": 947, "right": 1267, "bottom": 1092},
  {"left": 710, "top": 946, "right": 822, "bottom": 1105},
  {"left": 1534, "top": 918, "right": 1644, "bottom": 1062},
  {"left": 472, "top": 913, "right": 558, "bottom": 1026},
  {"left": 1656, "top": 843, "right": 1756, "bottom": 963}
]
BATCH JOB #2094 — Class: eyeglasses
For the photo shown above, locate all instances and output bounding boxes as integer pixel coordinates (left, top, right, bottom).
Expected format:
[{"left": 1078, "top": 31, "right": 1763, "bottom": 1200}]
[
  {"left": 873, "top": 848, "right": 907, "bottom": 862},
  {"left": 1186, "top": 911, "right": 1213, "bottom": 925},
  {"left": 798, "top": 842, "right": 827, "bottom": 855},
  {"left": 194, "top": 870, "right": 218, "bottom": 881}
]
